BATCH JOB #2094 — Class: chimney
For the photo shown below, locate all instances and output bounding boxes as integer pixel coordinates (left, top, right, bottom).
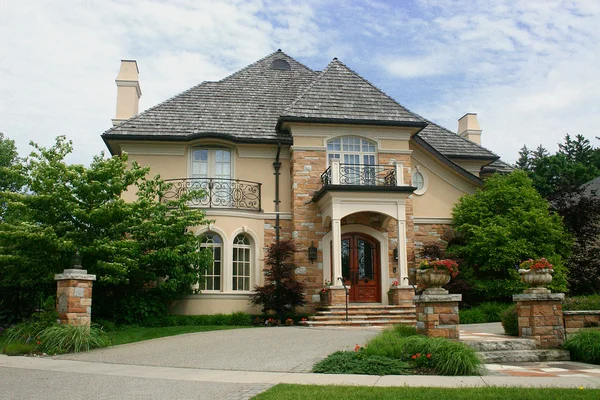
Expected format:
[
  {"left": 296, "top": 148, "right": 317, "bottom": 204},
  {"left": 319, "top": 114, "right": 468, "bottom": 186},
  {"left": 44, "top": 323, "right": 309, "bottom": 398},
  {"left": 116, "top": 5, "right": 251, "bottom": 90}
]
[
  {"left": 112, "top": 60, "right": 142, "bottom": 126},
  {"left": 457, "top": 113, "right": 482, "bottom": 145}
]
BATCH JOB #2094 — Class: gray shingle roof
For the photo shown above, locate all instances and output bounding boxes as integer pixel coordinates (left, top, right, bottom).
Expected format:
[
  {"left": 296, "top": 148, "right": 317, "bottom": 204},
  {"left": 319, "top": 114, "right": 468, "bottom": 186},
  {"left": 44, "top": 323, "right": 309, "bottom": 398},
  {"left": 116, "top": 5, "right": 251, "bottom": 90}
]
[
  {"left": 103, "top": 50, "right": 317, "bottom": 143},
  {"left": 103, "top": 50, "right": 508, "bottom": 171},
  {"left": 280, "top": 59, "right": 423, "bottom": 125}
]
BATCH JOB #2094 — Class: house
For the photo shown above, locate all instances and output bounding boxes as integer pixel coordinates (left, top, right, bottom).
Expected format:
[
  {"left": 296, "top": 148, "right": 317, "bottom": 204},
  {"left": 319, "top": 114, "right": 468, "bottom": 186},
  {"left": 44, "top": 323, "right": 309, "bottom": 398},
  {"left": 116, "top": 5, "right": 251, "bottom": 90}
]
[{"left": 101, "top": 50, "right": 512, "bottom": 316}]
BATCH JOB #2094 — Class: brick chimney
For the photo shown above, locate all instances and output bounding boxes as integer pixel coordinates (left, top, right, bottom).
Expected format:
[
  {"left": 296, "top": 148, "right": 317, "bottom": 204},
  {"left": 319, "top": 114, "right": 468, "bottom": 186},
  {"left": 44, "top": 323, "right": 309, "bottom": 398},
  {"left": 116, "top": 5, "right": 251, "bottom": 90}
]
[
  {"left": 112, "top": 60, "right": 142, "bottom": 126},
  {"left": 457, "top": 113, "right": 482, "bottom": 145}
]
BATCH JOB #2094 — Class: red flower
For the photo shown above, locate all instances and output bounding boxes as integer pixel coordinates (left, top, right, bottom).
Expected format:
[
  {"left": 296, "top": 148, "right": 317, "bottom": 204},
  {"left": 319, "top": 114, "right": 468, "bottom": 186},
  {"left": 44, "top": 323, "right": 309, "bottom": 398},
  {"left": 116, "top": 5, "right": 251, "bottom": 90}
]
[
  {"left": 411, "top": 355, "right": 417, "bottom": 359},
  {"left": 36, "top": 341, "right": 41, "bottom": 345},
  {"left": 354, "top": 344, "right": 361, "bottom": 352},
  {"left": 426, "top": 354, "right": 431, "bottom": 358}
]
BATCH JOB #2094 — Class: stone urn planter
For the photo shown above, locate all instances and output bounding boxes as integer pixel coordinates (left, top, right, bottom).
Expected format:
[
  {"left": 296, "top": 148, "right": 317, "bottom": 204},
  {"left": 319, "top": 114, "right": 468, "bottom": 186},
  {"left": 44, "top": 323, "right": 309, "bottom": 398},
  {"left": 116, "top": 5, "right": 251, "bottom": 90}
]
[
  {"left": 319, "top": 291, "right": 329, "bottom": 308},
  {"left": 417, "top": 269, "right": 451, "bottom": 295},
  {"left": 519, "top": 268, "right": 553, "bottom": 294}
]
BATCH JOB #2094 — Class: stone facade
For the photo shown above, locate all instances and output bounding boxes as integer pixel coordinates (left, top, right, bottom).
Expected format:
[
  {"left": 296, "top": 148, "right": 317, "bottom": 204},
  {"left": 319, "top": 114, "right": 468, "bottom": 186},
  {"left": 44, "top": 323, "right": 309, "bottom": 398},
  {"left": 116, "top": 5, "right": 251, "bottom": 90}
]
[
  {"left": 413, "top": 223, "right": 452, "bottom": 258},
  {"left": 414, "top": 294, "right": 461, "bottom": 339},
  {"left": 513, "top": 293, "right": 565, "bottom": 349},
  {"left": 54, "top": 269, "right": 96, "bottom": 326},
  {"left": 390, "top": 287, "right": 415, "bottom": 306},
  {"left": 563, "top": 311, "right": 600, "bottom": 336}
]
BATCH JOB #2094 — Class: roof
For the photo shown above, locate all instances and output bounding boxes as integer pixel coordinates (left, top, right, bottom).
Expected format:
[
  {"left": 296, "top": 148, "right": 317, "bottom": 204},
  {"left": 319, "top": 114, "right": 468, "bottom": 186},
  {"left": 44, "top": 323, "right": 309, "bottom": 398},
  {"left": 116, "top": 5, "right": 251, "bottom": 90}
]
[
  {"left": 103, "top": 50, "right": 509, "bottom": 175},
  {"left": 103, "top": 50, "right": 317, "bottom": 143},
  {"left": 279, "top": 59, "right": 424, "bottom": 127}
]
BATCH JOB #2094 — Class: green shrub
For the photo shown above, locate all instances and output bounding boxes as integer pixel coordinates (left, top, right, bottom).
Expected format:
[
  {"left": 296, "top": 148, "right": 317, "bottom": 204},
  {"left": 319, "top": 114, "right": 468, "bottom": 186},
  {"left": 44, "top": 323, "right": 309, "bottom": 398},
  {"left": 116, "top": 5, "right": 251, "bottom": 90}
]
[
  {"left": 564, "top": 329, "right": 600, "bottom": 365},
  {"left": 392, "top": 324, "right": 418, "bottom": 337},
  {"left": 312, "top": 351, "right": 411, "bottom": 375},
  {"left": 2, "top": 342, "right": 35, "bottom": 356},
  {"left": 563, "top": 295, "right": 600, "bottom": 311},
  {"left": 460, "top": 302, "right": 510, "bottom": 324},
  {"left": 94, "top": 319, "right": 118, "bottom": 332},
  {"left": 501, "top": 305, "right": 518, "bottom": 336},
  {"left": 229, "top": 312, "right": 252, "bottom": 326},
  {"left": 37, "top": 324, "right": 109, "bottom": 354}
]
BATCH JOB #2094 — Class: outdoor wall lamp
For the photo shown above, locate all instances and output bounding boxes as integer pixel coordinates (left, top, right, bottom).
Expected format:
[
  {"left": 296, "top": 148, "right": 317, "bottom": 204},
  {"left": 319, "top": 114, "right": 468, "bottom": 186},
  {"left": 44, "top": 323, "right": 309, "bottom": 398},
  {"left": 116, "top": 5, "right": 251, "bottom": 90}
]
[
  {"left": 308, "top": 242, "right": 318, "bottom": 263},
  {"left": 393, "top": 248, "right": 398, "bottom": 261}
]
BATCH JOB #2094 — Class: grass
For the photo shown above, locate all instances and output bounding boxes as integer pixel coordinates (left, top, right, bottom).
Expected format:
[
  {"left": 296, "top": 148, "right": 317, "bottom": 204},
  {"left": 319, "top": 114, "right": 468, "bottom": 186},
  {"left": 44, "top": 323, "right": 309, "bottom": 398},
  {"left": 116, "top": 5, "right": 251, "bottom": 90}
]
[
  {"left": 564, "top": 329, "right": 600, "bottom": 365},
  {"left": 37, "top": 324, "right": 109, "bottom": 354},
  {"left": 459, "top": 302, "right": 511, "bottom": 324},
  {"left": 2, "top": 342, "right": 35, "bottom": 356},
  {"left": 563, "top": 295, "right": 600, "bottom": 311},
  {"left": 254, "top": 385, "right": 600, "bottom": 399},
  {"left": 106, "top": 325, "right": 252, "bottom": 346}
]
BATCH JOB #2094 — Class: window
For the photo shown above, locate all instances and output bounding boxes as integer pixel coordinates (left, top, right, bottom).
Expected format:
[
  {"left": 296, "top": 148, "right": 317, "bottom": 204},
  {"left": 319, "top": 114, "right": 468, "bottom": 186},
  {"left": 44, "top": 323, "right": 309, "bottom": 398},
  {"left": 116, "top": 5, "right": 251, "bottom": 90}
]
[
  {"left": 327, "top": 137, "right": 377, "bottom": 185},
  {"left": 412, "top": 167, "right": 427, "bottom": 195},
  {"left": 200, "top": 232, "right": 222, "bottom": 291},
  {"left": 232, "top": 234, "right": 252, "bottom": 291},
  {"left": 191, "top": 148, "right": 233, "bottom": 207}
]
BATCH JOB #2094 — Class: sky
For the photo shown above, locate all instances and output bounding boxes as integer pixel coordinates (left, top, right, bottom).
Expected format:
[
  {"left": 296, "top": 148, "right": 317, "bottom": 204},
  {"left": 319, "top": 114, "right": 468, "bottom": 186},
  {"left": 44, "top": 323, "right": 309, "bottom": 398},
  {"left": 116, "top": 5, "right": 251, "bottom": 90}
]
[{"left": 1, "top": 0, "right": 599, "bottom": 165}]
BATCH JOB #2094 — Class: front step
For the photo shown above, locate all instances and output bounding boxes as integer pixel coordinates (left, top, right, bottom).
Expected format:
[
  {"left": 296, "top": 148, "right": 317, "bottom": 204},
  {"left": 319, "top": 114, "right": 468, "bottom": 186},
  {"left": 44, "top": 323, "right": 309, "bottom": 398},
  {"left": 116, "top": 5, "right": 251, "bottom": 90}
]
[
  {"left": 301, "top": 304, "right": 417, "bottom": 327},
  {"left": 465, "top": 339, "right": 571, "bottom": 363},
  {"left": 478, "top": 349, "right": 571, "bottom": 363}
]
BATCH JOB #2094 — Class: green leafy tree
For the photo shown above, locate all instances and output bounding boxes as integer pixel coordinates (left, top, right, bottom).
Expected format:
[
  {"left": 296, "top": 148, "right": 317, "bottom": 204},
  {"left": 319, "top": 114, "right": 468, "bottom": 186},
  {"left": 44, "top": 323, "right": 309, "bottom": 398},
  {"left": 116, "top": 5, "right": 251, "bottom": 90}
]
[
  {"left": 0, "top": 136, "right": 211, "bottom": 323},
  {"left": 450, "top": 171, "right": 571, "bottom": 302},
  {"left": 0, "top": 133, "right": 26, "bottom": 220}
]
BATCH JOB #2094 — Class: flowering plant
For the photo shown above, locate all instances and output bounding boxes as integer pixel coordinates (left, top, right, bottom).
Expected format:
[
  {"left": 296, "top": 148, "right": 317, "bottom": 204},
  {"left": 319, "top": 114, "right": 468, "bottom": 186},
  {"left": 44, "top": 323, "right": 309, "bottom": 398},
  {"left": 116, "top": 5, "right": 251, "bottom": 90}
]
[
  {"left": 410, "top": 353, "right": 433, "bottom": 369},
  {"left": 387, "top": 280, "right": 399, "bottom": 295},
  {"left": 519, "top": 258, "right": 553, "bottom": 271},
  {"left": 418, "top": 259, "right": 459, "bottom": 278},
  {"left": 285, "top": 318, "right": 294, "bottom": 326},
  {"left": 320, "top": 279, "right": 332, "bottom": 294}
]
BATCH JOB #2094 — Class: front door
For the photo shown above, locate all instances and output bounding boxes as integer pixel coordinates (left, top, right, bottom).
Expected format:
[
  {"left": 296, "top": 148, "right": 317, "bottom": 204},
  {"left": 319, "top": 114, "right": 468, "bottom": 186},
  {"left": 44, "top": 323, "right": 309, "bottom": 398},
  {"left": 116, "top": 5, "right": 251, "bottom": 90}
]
[{"left": 341, "top": 233, "right": 380, "bottom": 302}]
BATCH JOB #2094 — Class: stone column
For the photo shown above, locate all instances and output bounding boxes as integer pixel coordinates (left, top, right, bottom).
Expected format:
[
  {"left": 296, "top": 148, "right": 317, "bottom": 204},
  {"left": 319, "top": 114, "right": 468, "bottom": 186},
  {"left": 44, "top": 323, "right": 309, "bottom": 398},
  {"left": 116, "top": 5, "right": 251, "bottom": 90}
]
[
  {"left": 331, "top": 218, "right": 343, "bottom": 284},
  {"left": 513, "top": 293, "right": 565, "bottom": 349},
  {"left": 390, "top": 286, "right": 414, "bottom": 306},
  {"left": 328, "top": 286, "right": 348, "bottom": 307},
  {"left": 414, "top": 294, "right": 462, "bottom": 339},
  {"left": 55, "top": 268, "right": 96, "bottom": 326}
]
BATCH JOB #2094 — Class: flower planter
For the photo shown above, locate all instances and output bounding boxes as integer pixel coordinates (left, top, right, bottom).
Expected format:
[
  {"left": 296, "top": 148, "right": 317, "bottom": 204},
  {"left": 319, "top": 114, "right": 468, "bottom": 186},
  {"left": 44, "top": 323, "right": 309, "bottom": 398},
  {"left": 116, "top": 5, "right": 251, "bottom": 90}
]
[
  {"left": 387, "top": 291, "right": 394, "bottom": 305},
  {"left": 417, "top": 269, "right": 451, "bottom": 295},
  {"left": 519, "top": 268, "right": 553, "bottom": 294},
  {"left": 319, "top": 291, "right": 329, "bottom": 308}
]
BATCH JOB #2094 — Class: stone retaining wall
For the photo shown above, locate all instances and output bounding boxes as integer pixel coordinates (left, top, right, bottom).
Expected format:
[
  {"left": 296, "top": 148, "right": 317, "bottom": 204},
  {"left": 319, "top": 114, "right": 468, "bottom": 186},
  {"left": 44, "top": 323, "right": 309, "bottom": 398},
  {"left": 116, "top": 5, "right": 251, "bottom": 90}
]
[{"left": 563, "top": 310, "right": 600, "bottom": 336}]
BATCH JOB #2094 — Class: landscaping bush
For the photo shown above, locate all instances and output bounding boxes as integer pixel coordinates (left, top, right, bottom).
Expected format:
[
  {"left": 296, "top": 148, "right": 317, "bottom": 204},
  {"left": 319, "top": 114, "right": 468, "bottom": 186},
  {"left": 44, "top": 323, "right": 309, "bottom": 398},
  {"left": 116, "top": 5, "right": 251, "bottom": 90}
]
[
  {"left": 2, "top": 342, "right": 35, "bottom": 356},
  {"left": 459, "top": 302, "right": 510, "bottom": 324},
  {"left": 563, "top": 295, "right": 600, "bottom": 311},
  {"left": 4, "top": 296, "right": 57, "bottom": 344},
  {"left": 36, "top": 324, "right": 109, "bottom": 354},
  {"left": 501, "top": 305, "right": 518, "bottom": 336},
  {"left": 312, "top": 351, "right": 411, "bottom": 375},
  {"left": 563, "top": 329, "right": 600, "bottom": 365}
]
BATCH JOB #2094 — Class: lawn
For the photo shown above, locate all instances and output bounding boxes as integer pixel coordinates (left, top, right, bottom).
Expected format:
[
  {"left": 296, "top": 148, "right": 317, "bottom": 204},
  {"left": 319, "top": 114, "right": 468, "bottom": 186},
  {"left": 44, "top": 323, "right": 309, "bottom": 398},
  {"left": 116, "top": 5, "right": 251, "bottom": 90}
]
[
  {"left": 254, "top": 385, "right": 600, "bottom": 400},
  {"left": 106, "top": 325, "right": 253, "bottom": 346}
]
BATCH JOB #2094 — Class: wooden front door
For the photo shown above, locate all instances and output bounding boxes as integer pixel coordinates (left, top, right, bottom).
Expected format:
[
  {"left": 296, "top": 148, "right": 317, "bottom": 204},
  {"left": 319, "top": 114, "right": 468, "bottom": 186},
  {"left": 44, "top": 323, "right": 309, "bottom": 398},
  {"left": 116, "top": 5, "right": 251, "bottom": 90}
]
[{"left": 341, "top": 233, "right": 380, "bottom": 303}]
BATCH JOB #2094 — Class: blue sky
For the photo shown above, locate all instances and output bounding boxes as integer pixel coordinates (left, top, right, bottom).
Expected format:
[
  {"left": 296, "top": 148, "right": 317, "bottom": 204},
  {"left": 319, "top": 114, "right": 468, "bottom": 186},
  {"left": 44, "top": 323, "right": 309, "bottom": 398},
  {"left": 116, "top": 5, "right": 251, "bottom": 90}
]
[{"left": 1, "top": 0, "right": 599, "bottom": 165}]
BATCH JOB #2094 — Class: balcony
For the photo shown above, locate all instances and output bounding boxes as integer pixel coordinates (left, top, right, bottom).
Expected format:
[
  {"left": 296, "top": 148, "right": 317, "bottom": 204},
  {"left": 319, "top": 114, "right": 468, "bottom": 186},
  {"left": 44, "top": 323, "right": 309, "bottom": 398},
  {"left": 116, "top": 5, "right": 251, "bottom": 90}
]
[
  {"left": 313, "top": 161, "right": 413, "bottom": 203},
  {"left": 161, "top": 178, "right": 262, "bottom": 212}
]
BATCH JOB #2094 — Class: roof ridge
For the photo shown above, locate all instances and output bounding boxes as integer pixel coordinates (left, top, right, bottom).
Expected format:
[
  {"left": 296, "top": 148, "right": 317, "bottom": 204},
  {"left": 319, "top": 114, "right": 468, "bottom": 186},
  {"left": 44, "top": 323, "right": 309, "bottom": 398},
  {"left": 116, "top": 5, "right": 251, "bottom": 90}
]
[
  {"left": 282, "top": 59, "right": 336, "bottom": 114},
  {"left": 102, "top": 80, "right": 214, "bottom": 136},
  {"left": 328, "top": 59, "right": 423, "bottom": 120},
  {"left": 220, "top": 49, "right": 314, "bottom": 83}
]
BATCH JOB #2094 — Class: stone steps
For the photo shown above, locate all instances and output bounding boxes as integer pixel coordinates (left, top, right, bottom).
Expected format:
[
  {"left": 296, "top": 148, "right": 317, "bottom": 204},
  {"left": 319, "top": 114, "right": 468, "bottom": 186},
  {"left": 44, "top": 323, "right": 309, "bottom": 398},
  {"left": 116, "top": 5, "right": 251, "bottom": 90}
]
[
  {"left": 465, "top": 339, "right": 571, "bottom": 363},
  {"left": 301, "top": 304, "right": 416, "bottom": 327}
]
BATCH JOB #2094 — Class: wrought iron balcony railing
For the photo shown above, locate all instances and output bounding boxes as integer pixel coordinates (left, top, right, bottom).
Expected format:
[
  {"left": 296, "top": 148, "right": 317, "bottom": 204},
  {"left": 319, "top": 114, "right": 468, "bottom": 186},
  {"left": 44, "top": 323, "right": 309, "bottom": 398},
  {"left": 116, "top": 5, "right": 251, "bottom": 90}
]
[
  {"left": 161, "top": 178, "right": 262, "bottom": 212},
  {"left": 320, "top": 162, "right": 405, "bottom": 187}
]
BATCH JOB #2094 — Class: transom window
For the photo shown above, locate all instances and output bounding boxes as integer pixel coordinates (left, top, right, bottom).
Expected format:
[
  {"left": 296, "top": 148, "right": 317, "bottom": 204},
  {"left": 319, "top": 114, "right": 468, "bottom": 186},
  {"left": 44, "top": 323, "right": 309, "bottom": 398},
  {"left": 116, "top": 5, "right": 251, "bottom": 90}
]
[
  {"left": 200, "top": 232, "right": 222, "bottom": 291},
  {"left": 232, "top": 234, "right": 252, "bottom": 291},
  {"left": 327, "top": 137, "right": 376, "bottom": 165}
]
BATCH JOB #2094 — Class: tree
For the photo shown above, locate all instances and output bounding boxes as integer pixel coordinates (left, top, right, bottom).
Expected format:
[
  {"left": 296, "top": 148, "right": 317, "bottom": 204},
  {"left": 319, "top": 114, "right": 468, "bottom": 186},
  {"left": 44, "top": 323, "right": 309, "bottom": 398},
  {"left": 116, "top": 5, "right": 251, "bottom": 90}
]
[
  {"left": 251, "top": 240, "right": 306, "bottom": 322},
  {"left": 450, "top": 171, "right": 571, "bottom": 302},
  {"left": 0, "top": 133, "right": 26, "bottom": 220},
  {"left": 0, "top": 136, "right": 212, "bottom": 323}
]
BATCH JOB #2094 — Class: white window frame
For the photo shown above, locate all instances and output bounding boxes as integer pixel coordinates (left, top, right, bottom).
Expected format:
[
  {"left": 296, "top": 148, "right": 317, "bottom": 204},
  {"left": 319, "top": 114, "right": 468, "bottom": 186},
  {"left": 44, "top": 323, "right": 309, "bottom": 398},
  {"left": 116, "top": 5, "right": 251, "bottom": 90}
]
[
  {"left": 326, "top": 136, "right": 377, "bottom": 166},
  {"left": 190, "top": 147, "right": 233, "bottom": 180},
  {"left": 199, "top": 232, "right": 223, "bottom": 292},
  {"left": 232, "top": 234, "right": 253, "bottom": 292},
  {"left": 412, "top": 166, "right": 428, "bottom": 195}
]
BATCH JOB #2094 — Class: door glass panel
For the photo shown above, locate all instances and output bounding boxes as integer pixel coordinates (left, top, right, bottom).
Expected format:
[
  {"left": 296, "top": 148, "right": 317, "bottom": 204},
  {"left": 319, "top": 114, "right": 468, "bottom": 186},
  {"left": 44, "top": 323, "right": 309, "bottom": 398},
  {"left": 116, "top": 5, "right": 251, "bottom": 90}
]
[
  {"left": 357, "top": 239, "right": 374, "bottom": 280},
  {"left": 341, "top": 239, "right": 350, "bottom": 279}
]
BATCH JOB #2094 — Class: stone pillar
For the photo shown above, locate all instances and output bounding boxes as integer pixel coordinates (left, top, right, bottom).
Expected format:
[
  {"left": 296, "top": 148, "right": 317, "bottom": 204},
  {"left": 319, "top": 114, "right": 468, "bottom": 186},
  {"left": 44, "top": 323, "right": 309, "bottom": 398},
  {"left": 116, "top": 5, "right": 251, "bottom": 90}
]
[
  {"left": 414, "top": 294, "right": 461, "bottom": 339},
  {"left": 390, "top": 287, "right": 414, "bottom": 306},
  {"left": 328, "top": 286, "right": 348, "bottom": 307},
  {"left": 513, "top": 293, "right": 565, "bottom": 349},
  {"left": 54, "top": 269, "right": 96, "bottom": 326}
]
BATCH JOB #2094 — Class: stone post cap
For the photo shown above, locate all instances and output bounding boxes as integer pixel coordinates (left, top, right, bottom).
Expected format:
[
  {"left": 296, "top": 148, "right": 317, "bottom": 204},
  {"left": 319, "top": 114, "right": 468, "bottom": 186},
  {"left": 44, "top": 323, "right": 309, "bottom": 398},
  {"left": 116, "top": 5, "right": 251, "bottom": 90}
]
[
  {"left": 413, "top": 294, "right": 462, "bottom": 302},
  {"left": 54, "top": 269, "right": 97, "bottom": 281},
  {"left": 513, "top": 293, "right": 564, "bottom": 301}
]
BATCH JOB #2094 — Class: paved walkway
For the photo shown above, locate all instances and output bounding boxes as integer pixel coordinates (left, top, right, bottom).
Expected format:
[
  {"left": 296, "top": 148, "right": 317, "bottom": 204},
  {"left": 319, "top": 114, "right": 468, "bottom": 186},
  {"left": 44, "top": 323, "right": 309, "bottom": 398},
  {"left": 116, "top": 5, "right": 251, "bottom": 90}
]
[{"left": 1, "top": 324, "right": 600, "bottom": 399}]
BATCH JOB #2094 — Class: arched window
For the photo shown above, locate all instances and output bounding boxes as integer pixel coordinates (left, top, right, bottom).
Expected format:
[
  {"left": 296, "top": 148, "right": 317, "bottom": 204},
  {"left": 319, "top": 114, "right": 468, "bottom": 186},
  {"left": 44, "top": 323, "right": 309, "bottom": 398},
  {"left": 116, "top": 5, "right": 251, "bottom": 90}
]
[
  {"left": 200, "top": 232, "right": 223, "bottom": 291},
  {"left": 232, "top": 234, "right": 252, "bottom": 291},
  {"left": 327, "top": 136, "right": 376, "bottom": 165},
  {"left": 412, "top": 167, "right": 428, "bottom": 195}
]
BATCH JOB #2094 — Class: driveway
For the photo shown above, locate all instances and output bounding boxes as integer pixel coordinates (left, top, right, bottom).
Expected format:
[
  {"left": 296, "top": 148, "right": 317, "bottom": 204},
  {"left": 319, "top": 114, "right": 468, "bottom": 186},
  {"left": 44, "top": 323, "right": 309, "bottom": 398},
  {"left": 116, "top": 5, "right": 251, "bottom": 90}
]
[{"left": 58, "top": 326, "right": 380, "bottom": 372}]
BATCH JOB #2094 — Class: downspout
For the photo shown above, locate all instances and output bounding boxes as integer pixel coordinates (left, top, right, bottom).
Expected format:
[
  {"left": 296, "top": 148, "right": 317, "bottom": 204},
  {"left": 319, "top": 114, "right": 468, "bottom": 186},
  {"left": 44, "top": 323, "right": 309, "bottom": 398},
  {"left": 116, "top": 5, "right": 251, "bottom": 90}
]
[{"left": 273, "top": 142, "right": 282, "bottom": 243}]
